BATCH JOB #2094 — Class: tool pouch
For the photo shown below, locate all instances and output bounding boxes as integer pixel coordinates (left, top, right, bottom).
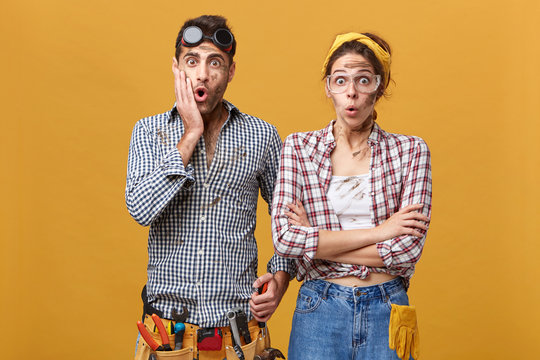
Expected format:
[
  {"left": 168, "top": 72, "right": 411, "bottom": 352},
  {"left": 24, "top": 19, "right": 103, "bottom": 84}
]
[
  {"left": 154, "top": 348, "right": 193, "bottom": 360},
  {"left": 224, "top": 327, "right": 269, "bottom": 360},
  {"left": 135, "top": 328, "right": 195, "bottom": 360}
]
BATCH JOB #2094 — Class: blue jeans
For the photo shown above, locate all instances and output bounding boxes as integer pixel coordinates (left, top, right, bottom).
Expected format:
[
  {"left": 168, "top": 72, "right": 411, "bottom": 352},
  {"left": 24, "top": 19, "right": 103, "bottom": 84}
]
[{"left": 288, "top": 277, "right": 410, "bottom": 360}]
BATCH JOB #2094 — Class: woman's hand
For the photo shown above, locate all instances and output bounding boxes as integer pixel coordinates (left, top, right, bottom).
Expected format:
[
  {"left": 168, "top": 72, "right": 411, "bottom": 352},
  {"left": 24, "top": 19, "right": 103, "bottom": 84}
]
[
  {"left": 376, "top": 204, "right": 429, "bottom": 241},
  {"left": 286, "top": 200, "right": 311, "bottom": 227}
]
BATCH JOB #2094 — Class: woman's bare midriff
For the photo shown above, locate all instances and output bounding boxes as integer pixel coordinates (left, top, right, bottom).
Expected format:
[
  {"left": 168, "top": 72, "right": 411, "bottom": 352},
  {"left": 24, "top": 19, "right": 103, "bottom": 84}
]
[{"left": 326, "top": 273, "right": 397, "bottom": 287}]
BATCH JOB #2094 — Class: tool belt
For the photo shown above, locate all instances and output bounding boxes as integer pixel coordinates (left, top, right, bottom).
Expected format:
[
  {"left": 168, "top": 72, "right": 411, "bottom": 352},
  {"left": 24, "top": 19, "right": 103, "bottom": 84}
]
[{"left": 136, "top": 286, "right": 270, "bottom": 360}]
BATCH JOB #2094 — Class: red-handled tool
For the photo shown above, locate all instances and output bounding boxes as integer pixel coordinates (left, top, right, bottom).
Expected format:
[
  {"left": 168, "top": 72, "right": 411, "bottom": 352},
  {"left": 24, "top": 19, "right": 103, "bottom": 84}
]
[
  {"left": 257, "top": 283, "right": 269, "bottom": 330},
  {"left": 151, "top": 314, "right": 172, "bottom": 351},
  {"left": 137, "top": 321, "right": 162, "bottom": 351},
  {"left": 258, "top": 283, "right": 268, "bottom": 295},
  {"left": 136, "top": 314, "right": 172, "bottom": 351}
]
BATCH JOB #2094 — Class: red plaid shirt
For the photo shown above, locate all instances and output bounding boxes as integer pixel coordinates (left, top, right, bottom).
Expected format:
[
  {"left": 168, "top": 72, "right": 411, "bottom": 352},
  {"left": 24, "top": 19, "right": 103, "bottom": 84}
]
[{"left": 271, "top": 121, "right": 432, "bottom": 285}]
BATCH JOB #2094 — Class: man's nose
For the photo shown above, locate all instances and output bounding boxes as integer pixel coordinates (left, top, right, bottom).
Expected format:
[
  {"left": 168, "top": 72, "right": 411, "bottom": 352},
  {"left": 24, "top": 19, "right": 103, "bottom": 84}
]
[{"left": 196, "top": 64, "right": 209, "bottom": 82}]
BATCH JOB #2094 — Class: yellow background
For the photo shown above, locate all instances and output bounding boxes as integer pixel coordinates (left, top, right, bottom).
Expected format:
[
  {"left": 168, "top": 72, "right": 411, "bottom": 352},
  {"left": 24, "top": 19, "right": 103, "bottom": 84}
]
[{"left": 1, "top": 0, "right": 538, "bottom": 359}]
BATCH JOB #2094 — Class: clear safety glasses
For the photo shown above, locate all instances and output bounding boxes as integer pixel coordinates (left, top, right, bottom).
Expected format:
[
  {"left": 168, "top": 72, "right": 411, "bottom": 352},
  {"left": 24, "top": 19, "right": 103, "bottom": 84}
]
[{"left": 326, "top": 73, "right": 381, "bottom": 94}]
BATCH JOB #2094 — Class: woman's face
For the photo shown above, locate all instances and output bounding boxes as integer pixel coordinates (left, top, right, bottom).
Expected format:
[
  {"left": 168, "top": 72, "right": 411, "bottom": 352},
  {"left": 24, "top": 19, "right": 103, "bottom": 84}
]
[{"left": 326, "top": 52, "right": 378, "bottom": 128}]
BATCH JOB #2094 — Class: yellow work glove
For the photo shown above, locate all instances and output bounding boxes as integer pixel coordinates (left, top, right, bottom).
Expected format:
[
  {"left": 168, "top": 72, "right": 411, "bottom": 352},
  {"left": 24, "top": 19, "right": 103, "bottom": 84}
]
[{"left": 389, "top": 304, "right": 420, "bottom": 359}]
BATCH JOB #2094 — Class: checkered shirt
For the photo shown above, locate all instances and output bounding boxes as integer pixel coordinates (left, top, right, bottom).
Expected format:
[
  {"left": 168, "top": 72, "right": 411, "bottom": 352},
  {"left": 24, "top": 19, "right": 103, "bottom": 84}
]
[
  {"left": 126, "top": 101, "right": 295, "bottom": 327},
  {"left": 271, "top": 121, "right": 432, "bottom": 286}
]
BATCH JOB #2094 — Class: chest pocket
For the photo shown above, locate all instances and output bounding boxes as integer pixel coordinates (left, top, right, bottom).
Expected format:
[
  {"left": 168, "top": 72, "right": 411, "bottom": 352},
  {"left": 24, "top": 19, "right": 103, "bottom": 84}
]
[
  {"left": 384, "top": 178, "right": 402, "bottom": 212},
  {"left": 153, "top": 125, "right": 182, "bottom": 160},
  {"left": 373, "top": 163, "right": 403, "bottom": 215}
]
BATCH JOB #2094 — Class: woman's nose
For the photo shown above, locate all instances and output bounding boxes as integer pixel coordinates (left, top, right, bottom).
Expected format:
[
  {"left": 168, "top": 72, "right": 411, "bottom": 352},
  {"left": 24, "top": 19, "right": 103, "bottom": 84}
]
[{"left": 346, "top": 82, "right": 358, "bottom": 98}]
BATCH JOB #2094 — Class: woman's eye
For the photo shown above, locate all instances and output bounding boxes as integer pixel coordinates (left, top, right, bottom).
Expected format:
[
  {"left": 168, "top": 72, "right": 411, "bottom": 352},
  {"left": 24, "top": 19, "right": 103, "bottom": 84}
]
[
  {"left": 335, "top": 77, "right": 347, "bottom": 85},
  {"left": 359, "top": 77, "right": 370, "bottom": 85}
]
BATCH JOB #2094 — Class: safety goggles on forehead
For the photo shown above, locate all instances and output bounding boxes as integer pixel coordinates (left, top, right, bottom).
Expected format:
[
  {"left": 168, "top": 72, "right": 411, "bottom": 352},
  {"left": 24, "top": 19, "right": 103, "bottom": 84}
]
[{"left": 178, "top": 26, "right": 234, "bottom": 53}]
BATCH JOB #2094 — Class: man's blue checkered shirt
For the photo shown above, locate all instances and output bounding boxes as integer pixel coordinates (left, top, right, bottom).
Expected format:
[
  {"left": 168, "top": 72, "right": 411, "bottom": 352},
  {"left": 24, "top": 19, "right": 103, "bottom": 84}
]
[{"left": 126, "top": 101, "right": 295, "bottom": 327}]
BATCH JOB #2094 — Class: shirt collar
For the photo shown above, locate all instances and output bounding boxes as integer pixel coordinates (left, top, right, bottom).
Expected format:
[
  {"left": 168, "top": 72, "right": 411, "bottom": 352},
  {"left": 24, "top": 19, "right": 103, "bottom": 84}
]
[
  {"left": 168, "top": 100, "right": 240, "bottom": 123},
  {"left": 322, "top": 120, "right": 384, "bottom": 146}
]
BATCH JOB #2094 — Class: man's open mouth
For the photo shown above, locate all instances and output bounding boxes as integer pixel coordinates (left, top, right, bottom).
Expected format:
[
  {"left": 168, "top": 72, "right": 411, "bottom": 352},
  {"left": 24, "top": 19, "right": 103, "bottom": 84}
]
[{"left": 194, "top": 87, "right": 208, "bottom": 102}]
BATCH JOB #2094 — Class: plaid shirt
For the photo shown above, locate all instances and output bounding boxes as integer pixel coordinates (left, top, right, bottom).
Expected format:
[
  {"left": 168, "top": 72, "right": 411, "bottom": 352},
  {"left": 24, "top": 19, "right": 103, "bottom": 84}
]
[
  {"left": 271, "top": 121, "right": 432, "bottom": 286},
  {"left": 126, "top": 101, "right": 295, "bottom": 327}
]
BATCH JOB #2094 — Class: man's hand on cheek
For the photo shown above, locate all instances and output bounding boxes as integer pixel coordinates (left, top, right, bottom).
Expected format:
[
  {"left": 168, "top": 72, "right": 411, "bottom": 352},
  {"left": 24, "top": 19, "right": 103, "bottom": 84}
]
[{"left": 172, "top": 57, "right": 204, "bottom": 137}]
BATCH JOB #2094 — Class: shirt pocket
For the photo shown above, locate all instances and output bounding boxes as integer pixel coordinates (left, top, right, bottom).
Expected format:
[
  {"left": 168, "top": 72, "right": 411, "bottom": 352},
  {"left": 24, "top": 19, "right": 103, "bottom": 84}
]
[{"left": 385, "top": 178, "right": 402, "bottom": 211}]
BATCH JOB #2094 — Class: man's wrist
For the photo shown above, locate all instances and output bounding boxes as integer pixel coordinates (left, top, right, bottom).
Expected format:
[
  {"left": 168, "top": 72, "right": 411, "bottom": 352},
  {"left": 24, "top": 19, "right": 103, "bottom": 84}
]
[
  {"left": 273, "top": 271, "right": 290, "bottom": 296},
  {"left": 181, "top": 130, "right": 203, "bottom": 143}
]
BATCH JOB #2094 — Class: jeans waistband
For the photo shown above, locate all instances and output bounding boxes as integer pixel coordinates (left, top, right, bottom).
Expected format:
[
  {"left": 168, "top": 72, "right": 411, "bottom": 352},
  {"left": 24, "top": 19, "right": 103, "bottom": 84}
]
[{"left": 302, "top": 277, "right": 405, "bottom": 301}]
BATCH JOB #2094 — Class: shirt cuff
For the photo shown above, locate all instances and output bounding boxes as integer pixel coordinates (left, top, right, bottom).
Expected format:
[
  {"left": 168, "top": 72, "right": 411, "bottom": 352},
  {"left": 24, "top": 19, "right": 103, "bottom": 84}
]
[
  {"left": 161, "top": 148, "right": 195, "bottom": 188},
  {"left": 267, "top": 254, "right": 297, "bottom": 280},
  {"left": 377, "top": 241, "right": 394, "bottom": 269},
  {"left": 301, "top": 226, "right": 319, "bottom": 263}
]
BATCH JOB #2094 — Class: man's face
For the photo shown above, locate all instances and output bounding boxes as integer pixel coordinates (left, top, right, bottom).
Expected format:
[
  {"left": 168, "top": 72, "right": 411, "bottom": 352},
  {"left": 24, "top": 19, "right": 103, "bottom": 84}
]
[{"left": 175, "top": 41, "right": 235, "bottom": 116}]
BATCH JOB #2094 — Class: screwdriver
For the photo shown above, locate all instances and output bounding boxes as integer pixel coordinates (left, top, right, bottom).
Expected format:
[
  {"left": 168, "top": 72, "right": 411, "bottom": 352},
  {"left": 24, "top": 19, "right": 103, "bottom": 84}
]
[{"left": 174, "top": 322, "right": 185, "bottom": 350}]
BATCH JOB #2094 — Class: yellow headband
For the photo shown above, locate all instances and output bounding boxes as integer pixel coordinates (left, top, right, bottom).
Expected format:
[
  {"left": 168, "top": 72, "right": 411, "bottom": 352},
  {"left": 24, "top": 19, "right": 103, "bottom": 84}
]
[{"left": 322, "top": 32, "right": 391, "bottom": 88}]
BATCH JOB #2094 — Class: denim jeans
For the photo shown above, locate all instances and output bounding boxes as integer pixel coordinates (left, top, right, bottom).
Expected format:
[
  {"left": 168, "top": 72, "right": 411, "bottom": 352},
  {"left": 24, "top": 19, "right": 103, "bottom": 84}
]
[{"left": 288, "top": 277, "right": 411, "bottom": 360}]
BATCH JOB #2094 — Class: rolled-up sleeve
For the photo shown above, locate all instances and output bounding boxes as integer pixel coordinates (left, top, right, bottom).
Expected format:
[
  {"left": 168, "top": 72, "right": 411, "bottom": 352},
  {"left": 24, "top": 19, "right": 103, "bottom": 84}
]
[
  {"left": 125, "top": 120, "right": 195, "bottom": 226},
  {"left": 377, "top": 139, "right": 432, "bottom": 272},
  {"left": 271, "top": 135, "right": 320, "bottom": 262}
]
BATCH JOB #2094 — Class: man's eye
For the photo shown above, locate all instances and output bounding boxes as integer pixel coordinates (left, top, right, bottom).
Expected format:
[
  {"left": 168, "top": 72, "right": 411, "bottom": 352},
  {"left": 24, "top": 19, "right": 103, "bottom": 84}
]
[
  {"left": 210, "top": 60, "right": 221, "bottom": 67},
  {"left": 187, "top": 59, "right": 197, "bottom": 66}
]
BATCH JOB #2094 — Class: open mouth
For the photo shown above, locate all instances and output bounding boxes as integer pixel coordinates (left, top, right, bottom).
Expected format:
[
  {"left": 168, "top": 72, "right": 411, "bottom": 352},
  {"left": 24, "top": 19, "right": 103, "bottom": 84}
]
[{"left": 194, "top": 87, "right": 208, "bottom": 102}]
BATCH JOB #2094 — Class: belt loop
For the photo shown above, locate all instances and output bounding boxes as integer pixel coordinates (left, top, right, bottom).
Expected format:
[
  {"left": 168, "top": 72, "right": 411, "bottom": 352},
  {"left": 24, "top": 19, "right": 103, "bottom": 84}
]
[
  {"left": 378, "top": 283, "right": 389, "bottom": 303},
  {"left": 322, "top": 281, "right": 332, "bottom": 300}
]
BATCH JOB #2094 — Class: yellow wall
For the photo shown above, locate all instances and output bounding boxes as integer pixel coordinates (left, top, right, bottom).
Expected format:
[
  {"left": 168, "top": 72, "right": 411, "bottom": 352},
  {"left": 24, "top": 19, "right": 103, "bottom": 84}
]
[{"left": 2, "top": 0, "right": 538, "bottom": 358}]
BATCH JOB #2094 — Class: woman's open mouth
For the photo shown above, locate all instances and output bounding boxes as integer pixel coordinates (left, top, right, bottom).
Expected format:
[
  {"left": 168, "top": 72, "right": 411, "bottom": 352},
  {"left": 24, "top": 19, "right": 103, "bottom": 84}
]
[
  {"left": 345, "top": 106, "right": 358, "bottom": 116},
  {"left": 194, "top": 87, "right": 208, "bottom": 102}
]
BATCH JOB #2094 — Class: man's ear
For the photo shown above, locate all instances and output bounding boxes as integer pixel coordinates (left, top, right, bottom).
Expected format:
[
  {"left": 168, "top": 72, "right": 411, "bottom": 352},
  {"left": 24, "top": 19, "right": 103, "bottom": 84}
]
[
  {"left": 172, "top": 57, "right": 180, "bottom": 72},
  {"left": 228, "top": 61, "right": 236, "bottom": 83}
]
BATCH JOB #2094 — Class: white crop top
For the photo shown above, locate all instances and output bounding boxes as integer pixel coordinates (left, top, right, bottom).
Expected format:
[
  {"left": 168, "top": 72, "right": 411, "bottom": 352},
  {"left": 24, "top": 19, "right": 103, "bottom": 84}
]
[{"left": 327, "top": 174, "right": 374, "bottom": 230}]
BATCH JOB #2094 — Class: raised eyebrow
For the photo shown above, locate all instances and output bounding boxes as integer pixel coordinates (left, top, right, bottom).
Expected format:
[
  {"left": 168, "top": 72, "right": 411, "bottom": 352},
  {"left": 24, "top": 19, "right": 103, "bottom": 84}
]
[
  {"left": 183, "top": 51, "right": 200, "bottom": 59},
  {"left": 207, "top": 53, "right": 226, "bottom": 62}
]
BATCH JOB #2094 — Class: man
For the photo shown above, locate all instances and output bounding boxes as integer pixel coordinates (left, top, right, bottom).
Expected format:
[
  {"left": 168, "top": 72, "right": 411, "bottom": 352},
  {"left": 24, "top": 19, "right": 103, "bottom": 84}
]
[{"left": 126, "top": 15, "right": 294, "bottom": 360}]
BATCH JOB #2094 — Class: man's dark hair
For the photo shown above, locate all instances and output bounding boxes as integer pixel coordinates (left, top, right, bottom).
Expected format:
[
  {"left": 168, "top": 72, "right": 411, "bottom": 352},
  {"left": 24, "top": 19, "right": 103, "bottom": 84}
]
[{"left": 175, "top": 15, "right": 237, "bottom": 63}]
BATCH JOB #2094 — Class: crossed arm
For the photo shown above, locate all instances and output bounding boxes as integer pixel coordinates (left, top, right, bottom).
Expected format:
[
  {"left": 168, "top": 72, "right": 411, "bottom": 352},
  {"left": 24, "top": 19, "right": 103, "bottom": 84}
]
[
  {"left": 286, "top": 201, "right": 428, "bottom": 267},
  {"left": 272, "top": 135, "right": 432, "bottom": 272}
]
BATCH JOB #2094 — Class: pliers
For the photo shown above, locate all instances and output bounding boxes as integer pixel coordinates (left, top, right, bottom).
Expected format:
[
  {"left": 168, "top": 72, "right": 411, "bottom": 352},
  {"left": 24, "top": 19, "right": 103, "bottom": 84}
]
[{"left": 137, "top": 314, "right": 172, "bottom": 351}]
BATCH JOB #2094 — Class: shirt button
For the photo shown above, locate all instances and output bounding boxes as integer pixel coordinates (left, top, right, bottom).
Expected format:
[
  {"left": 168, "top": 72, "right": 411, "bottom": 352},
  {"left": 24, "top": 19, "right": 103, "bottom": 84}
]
[
  {"left": 198, "top": 249, "right": 203, "bottom": 255},
  {"left": 196, "top": 281, "right": 202, "bottom": 286},
  {"left": 200, "top": 215, "right": 206, "bottom": 221},
  {"left": 203, "top": 183, "right": 210, "bottom": 189}
]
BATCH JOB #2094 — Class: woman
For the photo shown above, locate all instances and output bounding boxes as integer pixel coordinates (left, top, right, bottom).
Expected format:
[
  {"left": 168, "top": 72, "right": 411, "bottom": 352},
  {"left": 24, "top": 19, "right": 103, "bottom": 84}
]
[{"left": 271, "top": 33, "right": 432, "bottom": 360}]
